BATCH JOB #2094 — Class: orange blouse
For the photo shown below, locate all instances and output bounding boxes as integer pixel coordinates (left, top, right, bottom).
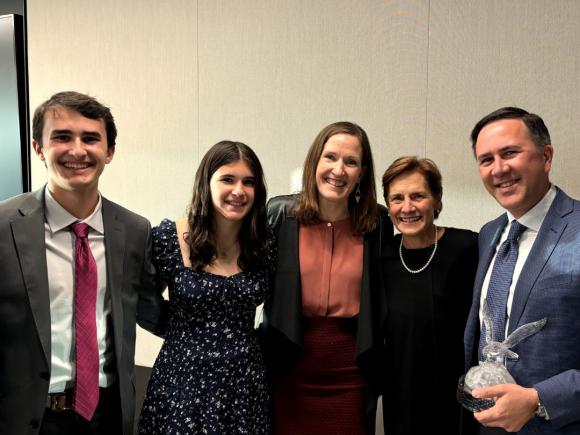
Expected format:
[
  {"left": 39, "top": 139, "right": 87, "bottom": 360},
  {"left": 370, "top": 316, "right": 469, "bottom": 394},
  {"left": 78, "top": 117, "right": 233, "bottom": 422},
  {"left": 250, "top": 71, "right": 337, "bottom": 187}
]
[{"left": 299, "top": 218, "right": 363, "bottom": 318}]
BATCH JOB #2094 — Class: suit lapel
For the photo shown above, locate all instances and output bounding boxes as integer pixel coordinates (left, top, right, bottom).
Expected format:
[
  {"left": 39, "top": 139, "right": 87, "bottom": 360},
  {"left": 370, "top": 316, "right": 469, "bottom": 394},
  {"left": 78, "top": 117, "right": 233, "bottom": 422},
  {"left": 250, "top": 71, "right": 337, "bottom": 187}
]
[
  {"left": 508, "top": 190, "right": 571, "bottom": 333},
  {"left": 102, "top": 198, "right": 126, "bottom": 361},
  {"left": 355, "top": 228, "right": 378, "bottom": 358},
  {"left": 267, "top": 216, "right": 303, "bottom": 346},
  {"left": 465, "top": 214, "right": 506, "bottom": 367},
  {"left": 11, "top": 189, "right": 51, "bottom": 368}
]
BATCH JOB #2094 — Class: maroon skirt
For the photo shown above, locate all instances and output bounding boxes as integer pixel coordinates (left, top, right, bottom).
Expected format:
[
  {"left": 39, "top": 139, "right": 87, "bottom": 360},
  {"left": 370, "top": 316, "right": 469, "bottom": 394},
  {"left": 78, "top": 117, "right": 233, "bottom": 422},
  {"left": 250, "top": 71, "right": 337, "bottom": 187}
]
[{"left": 273, "top": 316, "right": 368, "bottom": 435}]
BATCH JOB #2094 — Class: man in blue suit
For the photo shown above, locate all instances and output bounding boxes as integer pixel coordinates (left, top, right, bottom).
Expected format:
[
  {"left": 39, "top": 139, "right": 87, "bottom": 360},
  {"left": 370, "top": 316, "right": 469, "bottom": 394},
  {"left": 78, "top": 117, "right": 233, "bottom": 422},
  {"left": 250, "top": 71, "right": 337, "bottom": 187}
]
[{"left": 464, "top": 107, "right": 580, "bottom": 434}]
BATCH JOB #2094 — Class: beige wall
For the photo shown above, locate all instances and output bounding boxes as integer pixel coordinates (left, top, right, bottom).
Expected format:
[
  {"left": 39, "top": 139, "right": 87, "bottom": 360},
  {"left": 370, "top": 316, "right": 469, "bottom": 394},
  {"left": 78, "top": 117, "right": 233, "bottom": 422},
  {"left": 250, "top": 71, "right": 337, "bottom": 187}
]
[{"left": 27, "top": 0, "right": 580, "bottom": 368}]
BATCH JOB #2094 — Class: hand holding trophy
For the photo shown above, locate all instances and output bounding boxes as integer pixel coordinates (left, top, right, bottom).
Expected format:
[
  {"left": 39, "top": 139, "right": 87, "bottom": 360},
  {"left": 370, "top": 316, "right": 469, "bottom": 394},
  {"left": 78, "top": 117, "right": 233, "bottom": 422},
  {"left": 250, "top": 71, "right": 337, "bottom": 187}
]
[{"left": 458, "top": 300, "right": 546, "bottom": 412}]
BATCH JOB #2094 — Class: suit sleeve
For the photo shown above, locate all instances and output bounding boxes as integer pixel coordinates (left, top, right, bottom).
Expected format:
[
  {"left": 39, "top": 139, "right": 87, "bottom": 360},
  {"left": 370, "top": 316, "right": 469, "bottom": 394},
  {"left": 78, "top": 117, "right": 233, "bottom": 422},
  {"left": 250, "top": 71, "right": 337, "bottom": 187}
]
[
  {"left": 528, "top": 196, "right": 580, "bottom": 429},
  {"left": 535, "top": 369, "right": 580, "bottom": 429}
]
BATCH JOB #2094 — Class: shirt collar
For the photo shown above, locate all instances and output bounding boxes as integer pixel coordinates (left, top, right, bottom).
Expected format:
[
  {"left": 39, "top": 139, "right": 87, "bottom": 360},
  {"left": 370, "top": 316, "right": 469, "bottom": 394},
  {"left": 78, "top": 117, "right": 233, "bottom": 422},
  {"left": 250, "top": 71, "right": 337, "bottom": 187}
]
[
  {"left": 506, "top": 184, "right": 556, "bottom": 232},
  {"left": 44, "top": 186, "right": 104, "bottom": 234}
]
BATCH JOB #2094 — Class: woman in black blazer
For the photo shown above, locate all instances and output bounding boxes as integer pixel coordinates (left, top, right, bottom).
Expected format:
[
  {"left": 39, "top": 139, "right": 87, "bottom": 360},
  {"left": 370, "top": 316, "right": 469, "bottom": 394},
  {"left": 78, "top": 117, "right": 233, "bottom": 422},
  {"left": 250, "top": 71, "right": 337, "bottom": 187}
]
[{"left": 259, "top": 121, "right": 392, "bottom": 434}]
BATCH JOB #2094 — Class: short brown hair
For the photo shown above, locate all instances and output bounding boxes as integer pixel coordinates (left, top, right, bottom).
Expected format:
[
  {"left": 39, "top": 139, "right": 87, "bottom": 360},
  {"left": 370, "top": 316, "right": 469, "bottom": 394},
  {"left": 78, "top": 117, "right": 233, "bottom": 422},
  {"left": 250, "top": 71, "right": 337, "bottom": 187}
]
[
  {"left": 32, "top": 91, "right": 117, "bottom": 148},
  {"left": 294, "top": 121, "right": 378, "bottom": 233},
  {"left": 470, "top": 106, "right": 550, "bottom": 155},
  {"left": 382, "top": 156, "right": 443, "bottom": 218}
]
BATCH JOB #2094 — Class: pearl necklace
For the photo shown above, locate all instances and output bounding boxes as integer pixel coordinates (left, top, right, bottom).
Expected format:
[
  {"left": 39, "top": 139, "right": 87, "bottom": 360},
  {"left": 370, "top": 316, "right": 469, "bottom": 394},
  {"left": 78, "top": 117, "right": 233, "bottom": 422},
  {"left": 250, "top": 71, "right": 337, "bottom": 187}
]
[{"left": 399, "top": 225, "right": 438, "bottom": 274}]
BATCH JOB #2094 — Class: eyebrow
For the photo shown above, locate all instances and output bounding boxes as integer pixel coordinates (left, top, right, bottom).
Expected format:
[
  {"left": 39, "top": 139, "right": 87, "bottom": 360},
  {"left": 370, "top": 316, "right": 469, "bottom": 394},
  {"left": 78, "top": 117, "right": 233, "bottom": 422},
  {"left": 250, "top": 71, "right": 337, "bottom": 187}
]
[
  {"left": 83, "top": 131, "right": 102, "bottom": 138},
  {"left": 389, "top": 190, "right": 427, "bottom": 197},
  {"left": 324, "top": 151, "right": 361, "bottom": 160},
  {"left": 50, "top": 129, "right": 73, "bottom": 136},
  {"left": 218, "top": 173, "right": 255, "bottom": 179},
  {"left": 50, "top": 129, "right": 102, "bottom": 138},
  {"left": 476, "top": 144, "right": 521, "bottom": 160}
]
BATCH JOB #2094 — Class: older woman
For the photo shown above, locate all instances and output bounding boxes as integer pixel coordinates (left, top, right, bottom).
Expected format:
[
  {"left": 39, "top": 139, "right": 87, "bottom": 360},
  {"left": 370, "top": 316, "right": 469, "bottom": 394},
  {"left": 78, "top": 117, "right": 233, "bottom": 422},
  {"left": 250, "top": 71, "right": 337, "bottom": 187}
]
[
  {"left": 381, "top": 156, "right": 478, "bottom": 435},
  {"left": 260, "top": 121, "right": 391, "bottom": 434}
]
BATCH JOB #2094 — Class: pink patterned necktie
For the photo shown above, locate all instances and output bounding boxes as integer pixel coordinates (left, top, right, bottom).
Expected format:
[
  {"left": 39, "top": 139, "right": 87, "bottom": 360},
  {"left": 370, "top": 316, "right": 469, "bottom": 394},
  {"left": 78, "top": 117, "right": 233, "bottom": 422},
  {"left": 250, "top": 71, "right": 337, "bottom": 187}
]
[{"left": 71, "top": 222, "right": 100, "bottom": 421}]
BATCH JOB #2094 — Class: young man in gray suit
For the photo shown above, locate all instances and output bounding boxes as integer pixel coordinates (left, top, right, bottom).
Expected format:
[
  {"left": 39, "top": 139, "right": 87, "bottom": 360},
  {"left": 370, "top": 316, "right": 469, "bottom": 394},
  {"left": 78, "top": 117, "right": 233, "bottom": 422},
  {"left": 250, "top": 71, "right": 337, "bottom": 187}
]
[
  {"left": 464, "top": 107, "right": 580, "bottom": 434},
  {"left": 0, "top": 91, "right": 165, "bottom": 435}
]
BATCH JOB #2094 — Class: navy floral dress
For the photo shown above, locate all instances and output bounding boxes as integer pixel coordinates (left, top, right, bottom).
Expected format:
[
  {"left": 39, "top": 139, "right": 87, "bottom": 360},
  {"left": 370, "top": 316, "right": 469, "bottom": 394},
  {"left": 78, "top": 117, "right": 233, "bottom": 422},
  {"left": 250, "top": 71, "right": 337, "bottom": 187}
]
[{"left": 138, "top": 219, "right": 272, "bottom": 434}]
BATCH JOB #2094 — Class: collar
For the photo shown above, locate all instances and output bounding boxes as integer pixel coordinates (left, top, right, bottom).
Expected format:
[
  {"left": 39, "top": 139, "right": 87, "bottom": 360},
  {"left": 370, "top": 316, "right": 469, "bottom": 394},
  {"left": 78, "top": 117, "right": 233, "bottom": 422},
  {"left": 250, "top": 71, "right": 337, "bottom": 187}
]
[
  {"left": 312, "top": 216, "right": 352, "bottom": 231},
  {"left": 44, "top": 186, "right": 104, "bottom": 234},
  {"left": 506, "top": 184, "right": 557, "bottom": 232}
]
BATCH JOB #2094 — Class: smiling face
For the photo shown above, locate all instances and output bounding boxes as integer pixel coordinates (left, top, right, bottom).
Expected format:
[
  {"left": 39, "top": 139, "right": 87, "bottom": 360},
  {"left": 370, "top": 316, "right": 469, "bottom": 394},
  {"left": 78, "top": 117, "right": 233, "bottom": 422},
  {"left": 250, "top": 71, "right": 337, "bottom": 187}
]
[
  {"left": 474, "top": 119, "right": 552, "bottom": 218},
  {"left": 33, "top": 106, "right": 114, "bottom": 199},
  {"left": 209, "top": 159, "right": 256, "bottom": 224},
  {"left": 315, "top": 133, "right": 364, "bottom": 215},
  {"left": 386, "top": 170, "right": 440, "bottom": 242}
]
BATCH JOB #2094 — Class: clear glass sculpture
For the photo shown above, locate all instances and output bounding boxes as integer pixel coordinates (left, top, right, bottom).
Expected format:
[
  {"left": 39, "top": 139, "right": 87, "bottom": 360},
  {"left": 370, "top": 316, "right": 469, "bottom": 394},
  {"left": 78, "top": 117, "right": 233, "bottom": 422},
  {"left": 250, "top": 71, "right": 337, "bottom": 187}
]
[{"left": 457, "top": 300, "right": 547, "bottom": 412}]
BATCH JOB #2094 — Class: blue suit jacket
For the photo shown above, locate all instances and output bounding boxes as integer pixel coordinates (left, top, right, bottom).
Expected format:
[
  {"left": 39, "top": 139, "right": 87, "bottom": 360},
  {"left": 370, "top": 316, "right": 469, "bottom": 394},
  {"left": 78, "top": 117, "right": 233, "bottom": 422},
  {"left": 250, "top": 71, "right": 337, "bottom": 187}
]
[{"left": 464, "top": 187, "right": 580, "bottom": 434}]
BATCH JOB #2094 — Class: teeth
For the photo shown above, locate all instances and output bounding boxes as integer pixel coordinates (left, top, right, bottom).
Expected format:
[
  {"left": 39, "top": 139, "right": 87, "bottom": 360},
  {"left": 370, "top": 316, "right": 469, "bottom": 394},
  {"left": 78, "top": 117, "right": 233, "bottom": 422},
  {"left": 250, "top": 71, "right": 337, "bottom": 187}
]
[
  {"left": 325, "top": 178, "right": 346, "bottom": 187},
  {"left": 498, "top": 180, "right": 516, "bottom": 188},
  {"left": 400, "top": 216, "right": 421, "bottom": 223},
  {"left": 64, "top": 162, "right": 90, "bottom": 169}
]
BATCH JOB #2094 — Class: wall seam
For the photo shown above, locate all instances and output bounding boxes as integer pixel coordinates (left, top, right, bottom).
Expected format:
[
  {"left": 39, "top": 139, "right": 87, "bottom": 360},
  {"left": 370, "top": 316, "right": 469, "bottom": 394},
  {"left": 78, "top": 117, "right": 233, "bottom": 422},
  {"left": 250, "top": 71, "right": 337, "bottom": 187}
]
[
  {"left": 424, "top": 0, "right": 431, "bottom": 157},
  {"left": 196, "top": 0, "right": 200, "bottom": 162}
]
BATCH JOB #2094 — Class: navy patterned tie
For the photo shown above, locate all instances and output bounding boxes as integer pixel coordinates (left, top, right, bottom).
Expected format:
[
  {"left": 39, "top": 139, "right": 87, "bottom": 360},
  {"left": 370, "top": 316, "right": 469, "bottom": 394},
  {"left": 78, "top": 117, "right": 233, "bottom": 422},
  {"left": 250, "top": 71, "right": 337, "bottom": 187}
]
[{"left": 479, "top": 220, "right": 527, "bottom": 360}]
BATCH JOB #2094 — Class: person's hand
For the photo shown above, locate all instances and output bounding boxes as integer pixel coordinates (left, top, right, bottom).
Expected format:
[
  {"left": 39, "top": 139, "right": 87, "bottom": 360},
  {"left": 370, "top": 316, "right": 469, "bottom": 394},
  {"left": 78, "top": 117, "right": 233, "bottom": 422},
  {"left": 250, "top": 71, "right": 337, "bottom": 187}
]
[{"left": 472, "top": 384, "right": 538, "bottom": 432}]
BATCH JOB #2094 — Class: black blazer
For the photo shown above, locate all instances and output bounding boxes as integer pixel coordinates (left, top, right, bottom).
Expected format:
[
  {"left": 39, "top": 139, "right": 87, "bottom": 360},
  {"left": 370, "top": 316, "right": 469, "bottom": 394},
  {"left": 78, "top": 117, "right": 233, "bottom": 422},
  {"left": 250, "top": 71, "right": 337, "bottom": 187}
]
[
  {"left": 0, "top": 188, "right": 166, "bottom": 435},
  {"left": 260, "top": 194, "right": 392, "bottom": 431}
]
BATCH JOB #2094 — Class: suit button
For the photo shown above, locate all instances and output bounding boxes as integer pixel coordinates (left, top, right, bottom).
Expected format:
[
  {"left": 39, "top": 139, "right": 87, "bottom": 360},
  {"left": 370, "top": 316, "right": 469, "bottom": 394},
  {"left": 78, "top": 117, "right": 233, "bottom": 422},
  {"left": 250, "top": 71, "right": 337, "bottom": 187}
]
[
  {"left": 30, "top": 419, "right": 40, "bottom": 428},
  {"left": 40, "top": 372, "right": 49, "bottom": 380}
]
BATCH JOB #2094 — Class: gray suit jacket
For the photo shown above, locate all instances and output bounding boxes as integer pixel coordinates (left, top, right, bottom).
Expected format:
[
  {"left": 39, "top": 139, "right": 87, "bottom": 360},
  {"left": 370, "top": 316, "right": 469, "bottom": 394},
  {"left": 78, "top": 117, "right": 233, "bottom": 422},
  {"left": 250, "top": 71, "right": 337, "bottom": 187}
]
[
  {"left": 464, "top": 187, "right": 580, "bottom": 434},
  {"left": 0, "top": 187, "right": 166, "bottom": 435}
]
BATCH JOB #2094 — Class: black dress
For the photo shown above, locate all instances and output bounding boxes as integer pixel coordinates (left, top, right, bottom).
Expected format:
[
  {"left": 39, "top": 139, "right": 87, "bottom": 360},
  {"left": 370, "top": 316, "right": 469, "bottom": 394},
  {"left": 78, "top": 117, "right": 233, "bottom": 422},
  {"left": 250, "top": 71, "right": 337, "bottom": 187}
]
[
  {"left": 138, "top": 219, "right": 271, "bottom": 434},
  {"left": 382, "top": 228, "right": 478, "bottom": 435}
]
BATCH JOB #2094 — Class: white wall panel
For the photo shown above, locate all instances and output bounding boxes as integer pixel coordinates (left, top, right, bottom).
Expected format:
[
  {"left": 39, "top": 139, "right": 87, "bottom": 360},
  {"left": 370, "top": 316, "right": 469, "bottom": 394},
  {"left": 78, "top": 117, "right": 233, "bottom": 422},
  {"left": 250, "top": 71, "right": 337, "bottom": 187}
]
[
  {"left": 427, "top": 0, "right": 580, "bottom": 231},
  {"left": 28, "top": 0, "right": 199, "bottom": 225},
  {"left": 197, "top": 0, "right": 430, "bottom": 202}
]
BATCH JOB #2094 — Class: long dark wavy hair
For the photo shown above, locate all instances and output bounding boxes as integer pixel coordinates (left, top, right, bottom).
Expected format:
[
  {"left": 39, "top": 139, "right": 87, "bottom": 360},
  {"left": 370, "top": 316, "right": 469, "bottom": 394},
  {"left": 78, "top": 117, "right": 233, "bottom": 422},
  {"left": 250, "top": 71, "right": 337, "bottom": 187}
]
[
  {"left": 185, "top": 140, "right": 269, "bottom": 272},
  {"left": 294, "top": 121, "right": 378, "bottom": 234}
]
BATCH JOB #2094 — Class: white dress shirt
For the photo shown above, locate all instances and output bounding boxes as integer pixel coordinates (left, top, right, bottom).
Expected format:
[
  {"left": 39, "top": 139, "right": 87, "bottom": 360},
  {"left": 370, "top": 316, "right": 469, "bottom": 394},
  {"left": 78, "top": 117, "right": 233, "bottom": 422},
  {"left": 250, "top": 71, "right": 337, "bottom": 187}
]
[
  {"left": 44, "top": 187, "right": 115, "bottom": 393},
  {"left": 479, "top": 185, "right": 557, "bottom": 338}
]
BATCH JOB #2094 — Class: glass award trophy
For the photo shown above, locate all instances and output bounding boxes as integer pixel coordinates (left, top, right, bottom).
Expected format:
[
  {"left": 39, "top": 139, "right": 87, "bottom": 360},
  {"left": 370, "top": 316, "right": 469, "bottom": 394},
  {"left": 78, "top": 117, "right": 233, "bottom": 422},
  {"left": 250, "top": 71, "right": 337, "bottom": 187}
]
[{"left": 457, "top": 301, "right": 547, "bottom": 412}]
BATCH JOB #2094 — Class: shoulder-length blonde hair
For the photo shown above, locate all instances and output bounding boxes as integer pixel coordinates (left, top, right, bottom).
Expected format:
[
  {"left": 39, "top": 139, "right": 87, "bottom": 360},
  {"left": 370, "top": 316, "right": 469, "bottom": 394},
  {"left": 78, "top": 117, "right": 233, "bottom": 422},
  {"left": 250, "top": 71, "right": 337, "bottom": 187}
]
[{"left": 294, "top": 121, "right": 378, "bottom": 233}]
